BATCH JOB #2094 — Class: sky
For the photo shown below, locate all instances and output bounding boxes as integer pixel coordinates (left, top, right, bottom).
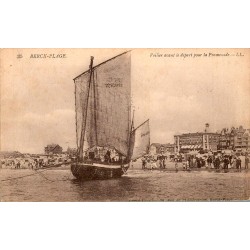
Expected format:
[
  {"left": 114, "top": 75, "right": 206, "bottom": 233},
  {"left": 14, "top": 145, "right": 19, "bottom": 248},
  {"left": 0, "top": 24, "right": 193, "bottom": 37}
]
[{"left": 1, "top": 48, "right": 249, "bottom": 153}]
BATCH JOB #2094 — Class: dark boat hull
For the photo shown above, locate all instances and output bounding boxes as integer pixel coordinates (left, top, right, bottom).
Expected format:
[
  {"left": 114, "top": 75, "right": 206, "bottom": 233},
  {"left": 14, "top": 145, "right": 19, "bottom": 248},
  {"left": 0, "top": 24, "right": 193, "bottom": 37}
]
[{"left": 71, "top": 163, "right": 129, "bottom": 180}]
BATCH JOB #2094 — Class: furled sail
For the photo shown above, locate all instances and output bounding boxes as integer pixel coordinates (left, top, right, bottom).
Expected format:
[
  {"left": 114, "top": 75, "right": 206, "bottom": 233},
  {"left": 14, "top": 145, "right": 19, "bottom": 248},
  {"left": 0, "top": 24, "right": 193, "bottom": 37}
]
[
  {"left": 74, "top": 51, "right": 131, "bottom": 158},
  {"left": 129, "top": 119, "right": 150, "bottom": 160}
]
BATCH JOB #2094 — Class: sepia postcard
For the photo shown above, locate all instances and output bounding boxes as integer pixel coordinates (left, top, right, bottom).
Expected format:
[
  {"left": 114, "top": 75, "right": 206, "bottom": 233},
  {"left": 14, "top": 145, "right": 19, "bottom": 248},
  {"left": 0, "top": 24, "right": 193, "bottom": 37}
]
[{"left": 0, "top": 48, "right": 249, "bottom": 201}]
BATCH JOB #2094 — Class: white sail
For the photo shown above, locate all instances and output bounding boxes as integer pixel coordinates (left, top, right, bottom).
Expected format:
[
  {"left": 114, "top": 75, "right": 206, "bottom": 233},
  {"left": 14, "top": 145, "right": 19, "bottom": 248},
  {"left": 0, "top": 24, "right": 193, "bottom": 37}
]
[
  {"left": 130, "top": 119, "right": 150, "bottom": 160},
  {"left": 74, "top": 51, "right": 131, "bottom": 158},
  {"left": 93, "top": 52, "right": 131, "bottom": 156}
]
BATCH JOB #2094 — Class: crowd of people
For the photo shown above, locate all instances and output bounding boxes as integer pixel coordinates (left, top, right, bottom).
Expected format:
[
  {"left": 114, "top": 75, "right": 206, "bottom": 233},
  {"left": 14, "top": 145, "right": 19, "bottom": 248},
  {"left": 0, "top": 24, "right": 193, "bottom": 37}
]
[
  {"left": 1, "top": 147, "right": 128, "bottom": 170},
  {"left": 140, "top": 152, "right": 249, "bottom": 171},
  {"left": 83, "top": 148, "right": 127, "bottom": 164},
  {"left": 0, "top": 154, "right": 72, "bottom": 169},
  {"left": 141, "top": 155, "right": 167, "bottom": 169},
  {"left": 174, "top": 154, "right": 249, "bottom": 170}
]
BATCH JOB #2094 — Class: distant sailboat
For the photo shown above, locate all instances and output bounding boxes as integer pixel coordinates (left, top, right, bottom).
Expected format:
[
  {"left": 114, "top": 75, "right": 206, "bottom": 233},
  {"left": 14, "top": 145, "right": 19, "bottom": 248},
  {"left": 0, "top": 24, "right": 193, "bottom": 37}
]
[{"left": 71, "top": 51, "right": 149, "bottom": 180}]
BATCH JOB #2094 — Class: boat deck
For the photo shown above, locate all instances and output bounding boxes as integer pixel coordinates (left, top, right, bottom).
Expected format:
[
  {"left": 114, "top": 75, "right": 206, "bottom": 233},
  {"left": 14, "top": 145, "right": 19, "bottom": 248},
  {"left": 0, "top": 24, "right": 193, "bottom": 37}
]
[{"left": 75, "top": 162, "right": 128, "bottom": 169}]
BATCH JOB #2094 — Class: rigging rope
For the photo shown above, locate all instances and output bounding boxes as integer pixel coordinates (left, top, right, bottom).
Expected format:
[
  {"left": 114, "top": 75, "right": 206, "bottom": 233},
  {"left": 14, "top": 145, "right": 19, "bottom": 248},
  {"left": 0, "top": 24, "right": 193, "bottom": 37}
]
[
  {"left": 0, "top": 163, "right": 74, "bottom": 182},
  {"left": 0, "top": 168, "right": 49, "bottom": 182}
]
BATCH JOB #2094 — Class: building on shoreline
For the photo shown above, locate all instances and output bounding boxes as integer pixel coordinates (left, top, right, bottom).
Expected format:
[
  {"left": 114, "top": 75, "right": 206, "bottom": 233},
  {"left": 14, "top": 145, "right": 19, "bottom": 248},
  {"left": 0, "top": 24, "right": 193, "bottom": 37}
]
[
  {"left": 150, "top": 143, "right": 175, "bottom": 155},
  {"left": 174, "top": 124, "right": 220, "bottom": 153},
  {"left": 174, "top": 124, "right": 250, "bottom": 153},
  {"left": 44, "top": 144, "right": 63, "bottom": 154},
  {"left": 218, "top": 126, "right": 250, "bottom": 152}
]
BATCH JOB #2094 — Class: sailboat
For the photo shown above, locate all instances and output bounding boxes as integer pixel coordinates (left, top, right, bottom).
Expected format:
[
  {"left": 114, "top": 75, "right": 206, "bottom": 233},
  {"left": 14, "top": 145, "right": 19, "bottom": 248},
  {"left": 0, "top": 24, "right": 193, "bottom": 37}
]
[{"left": 71, "top": 51, "right": 150, "bottom": 180}]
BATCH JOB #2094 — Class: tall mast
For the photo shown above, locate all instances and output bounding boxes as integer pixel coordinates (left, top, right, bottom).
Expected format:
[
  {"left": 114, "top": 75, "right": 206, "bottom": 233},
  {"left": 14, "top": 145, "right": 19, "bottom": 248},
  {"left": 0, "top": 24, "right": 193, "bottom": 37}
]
[
  {"left": 127, "top": 109, "right": 135, "bottom": 161},
  {"left": 93, "top": 70, "right": 98, "bottom": 146},
  {"left": 74, "top": 80, "right": 78, "bottom": 149},
  {"left": 78, "top": 56, "right": 94, "bottom": 161}
]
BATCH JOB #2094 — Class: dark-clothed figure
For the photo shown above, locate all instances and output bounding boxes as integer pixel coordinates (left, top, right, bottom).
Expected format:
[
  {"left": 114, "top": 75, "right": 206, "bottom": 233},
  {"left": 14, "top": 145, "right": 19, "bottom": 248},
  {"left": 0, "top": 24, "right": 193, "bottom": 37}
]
[
  {"left": 214, "top": 157, "right": 220, "bottom": 169},
  {"left": 223, "top": 157, "right": 229, "bottom": 169},
  {"left": 159, "top": 155, "right": 165, "bottom": 169},
  {"left": 162, "top": 158, "right": 166, "bottom": 169},
  {"left": 142, "top": 158, "right": 146, "bottom": 169},
  {"left": 229, "top": 155, "right": 233, "bottom": 166},
  {"left": 174, "top": 158, "right": 178, "bottom": 171},
  {"left": 236, "top": 157, "right": 241, "bottom": 170},
  {"left": 105, "top": 150, "right": 111, "bottom": 163},
  {"left": 207, "top": 157, "right": 212, "bottom": 167},
  {"left": 245, "top": 156, "right": 249, "bottom": 169},
  {"left": 197, "top": 158, "right": 201, "bottom": 168}
]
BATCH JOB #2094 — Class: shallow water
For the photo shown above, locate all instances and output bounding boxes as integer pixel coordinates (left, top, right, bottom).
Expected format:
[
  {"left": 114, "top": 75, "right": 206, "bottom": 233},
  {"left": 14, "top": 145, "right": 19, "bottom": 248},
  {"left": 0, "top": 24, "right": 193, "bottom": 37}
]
[{"left": 1, "top": 168, "right": 250, "bottom": 201}]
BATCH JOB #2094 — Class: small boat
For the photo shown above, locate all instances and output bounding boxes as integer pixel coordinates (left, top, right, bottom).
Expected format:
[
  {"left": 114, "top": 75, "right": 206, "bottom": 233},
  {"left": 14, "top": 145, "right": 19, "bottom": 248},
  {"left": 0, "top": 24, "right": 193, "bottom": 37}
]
[{"left": 71, "top": 51, "right": 150, "bottom": 180}]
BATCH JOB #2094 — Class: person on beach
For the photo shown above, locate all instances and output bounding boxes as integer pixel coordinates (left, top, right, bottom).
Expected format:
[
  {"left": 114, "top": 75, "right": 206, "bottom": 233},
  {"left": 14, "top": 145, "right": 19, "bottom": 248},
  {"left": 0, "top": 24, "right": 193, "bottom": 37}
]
[
  {"left": 229, "top": 155, "right": 233, "bottom": 167},
  {"left": 188, "top": 157, "right": 192, "bottom": 168},
  {"left": 207, "top": 156, "right": 212, "bottom": 168},
  {"left": 239, "top": 154, "right": 245, "bottom": 169},
  {"left": 182, "top": 160, "right": 186, "bottom": 170},
  {"left": 192, "top": 157, "right": 197, "bottom": 168},
  {"left": 223, "top": 156, "right": 229, "bottom": 169},
  {"left": 158, "top": 155, "right": 163, "bottom": 169},
  {"left": 214, "top": 157, "right": 219, "bottom": 169},
  {"left": 163, "top": 156, "right": 166, "bottom": 169},
  {"left": 197, "top": 158, "right": 201, "bottom": 168},
  {"left": 231, "top": 156, "right": 236, "bottom": 169},
  {"left": 142, "top": 157, "right": 146, "bottom": 169},
  {"left": 245, "top": 156, "right": 249, "bottom": 169},
  {"left": 158, "top": 154, "right": 165, "bottom": 169},
  {"left": 236, "top": 157, "right": 241, "bottom": 170},
  {"left": 174, "top": 158, "right": 178, "bottom": 170}
]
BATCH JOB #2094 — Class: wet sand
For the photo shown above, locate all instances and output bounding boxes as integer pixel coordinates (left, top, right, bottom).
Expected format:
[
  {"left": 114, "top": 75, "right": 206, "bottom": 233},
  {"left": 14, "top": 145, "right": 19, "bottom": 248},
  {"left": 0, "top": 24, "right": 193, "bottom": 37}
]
[{"left": 1, "top": 165, "right": 249, "bottom": 201}]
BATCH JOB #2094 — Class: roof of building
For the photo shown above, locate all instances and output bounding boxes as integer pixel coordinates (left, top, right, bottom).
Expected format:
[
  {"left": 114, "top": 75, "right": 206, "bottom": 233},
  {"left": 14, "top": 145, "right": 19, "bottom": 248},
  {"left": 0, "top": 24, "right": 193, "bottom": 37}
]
[
  {"left": 45, "top": 144, "right": 62, "bottom": 152},
  {"left": 150, "top": 143, "right": 175, "bottom": 149},
  {"left": 175, "top": 132, "right": 220, "bottom": 137}
]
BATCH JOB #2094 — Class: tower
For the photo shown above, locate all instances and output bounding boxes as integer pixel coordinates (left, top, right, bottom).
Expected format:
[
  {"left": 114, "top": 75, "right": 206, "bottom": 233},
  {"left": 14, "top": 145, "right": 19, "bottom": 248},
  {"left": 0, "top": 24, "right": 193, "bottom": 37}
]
[{"left": 205, "top": 123, "right": 210, "bottom": 133}]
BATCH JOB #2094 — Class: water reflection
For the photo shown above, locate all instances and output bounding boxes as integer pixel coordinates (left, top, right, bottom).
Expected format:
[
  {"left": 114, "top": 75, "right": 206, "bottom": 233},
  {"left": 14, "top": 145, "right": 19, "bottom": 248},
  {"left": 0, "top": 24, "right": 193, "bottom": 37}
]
[{"left": 70, "top": 177, "right": 136, "bottom": 201}]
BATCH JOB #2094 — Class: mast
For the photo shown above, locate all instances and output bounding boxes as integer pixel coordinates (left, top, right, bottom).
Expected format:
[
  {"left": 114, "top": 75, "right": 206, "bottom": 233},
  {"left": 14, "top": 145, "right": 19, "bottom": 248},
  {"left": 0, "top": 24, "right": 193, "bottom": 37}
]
[
  {"left": 74, "top": 80, "right": 78, "bottom": 149},
  {"left": 131, "top": 109, "right": 135, "bottom": 130},
  {"left": 93, "top": 70, "right": 98, "bottom": 146},
  {"left": 127, "top": 109, "right": 135, "bottom": 161},
  {"left": 78, "top": 56, "right": 94, "bottom": 161}
]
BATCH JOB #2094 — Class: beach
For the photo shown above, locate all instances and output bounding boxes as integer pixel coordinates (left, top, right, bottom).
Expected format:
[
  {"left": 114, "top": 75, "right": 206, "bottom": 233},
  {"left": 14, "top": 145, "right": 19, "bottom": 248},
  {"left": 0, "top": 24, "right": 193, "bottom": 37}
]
[{"left": 1, "top": 162, "right": 249, "bottom": 201}]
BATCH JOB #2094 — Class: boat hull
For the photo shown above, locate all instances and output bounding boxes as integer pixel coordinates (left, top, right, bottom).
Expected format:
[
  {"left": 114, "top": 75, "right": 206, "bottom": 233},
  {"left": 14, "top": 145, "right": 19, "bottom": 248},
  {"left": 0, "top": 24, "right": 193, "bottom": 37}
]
[{"left": 71, "top": 163, "right": 129, "bottom": 180}]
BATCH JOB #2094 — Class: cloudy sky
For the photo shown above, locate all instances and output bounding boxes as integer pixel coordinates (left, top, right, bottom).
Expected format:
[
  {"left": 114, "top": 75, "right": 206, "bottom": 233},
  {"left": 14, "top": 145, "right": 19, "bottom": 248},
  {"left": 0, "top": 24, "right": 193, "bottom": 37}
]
[{"left": 1, "top": 48, "right": 249, "bottom": 153}]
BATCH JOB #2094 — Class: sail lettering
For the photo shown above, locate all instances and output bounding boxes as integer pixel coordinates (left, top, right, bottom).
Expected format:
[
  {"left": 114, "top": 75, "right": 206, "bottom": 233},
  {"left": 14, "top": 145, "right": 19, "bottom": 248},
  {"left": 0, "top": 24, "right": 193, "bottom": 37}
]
[
  {"left": 105, "top": 77, "right": 123, "bottom": 88},
  {"left": 105, "top": 83, "right": 123, "bottom": 88}
]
